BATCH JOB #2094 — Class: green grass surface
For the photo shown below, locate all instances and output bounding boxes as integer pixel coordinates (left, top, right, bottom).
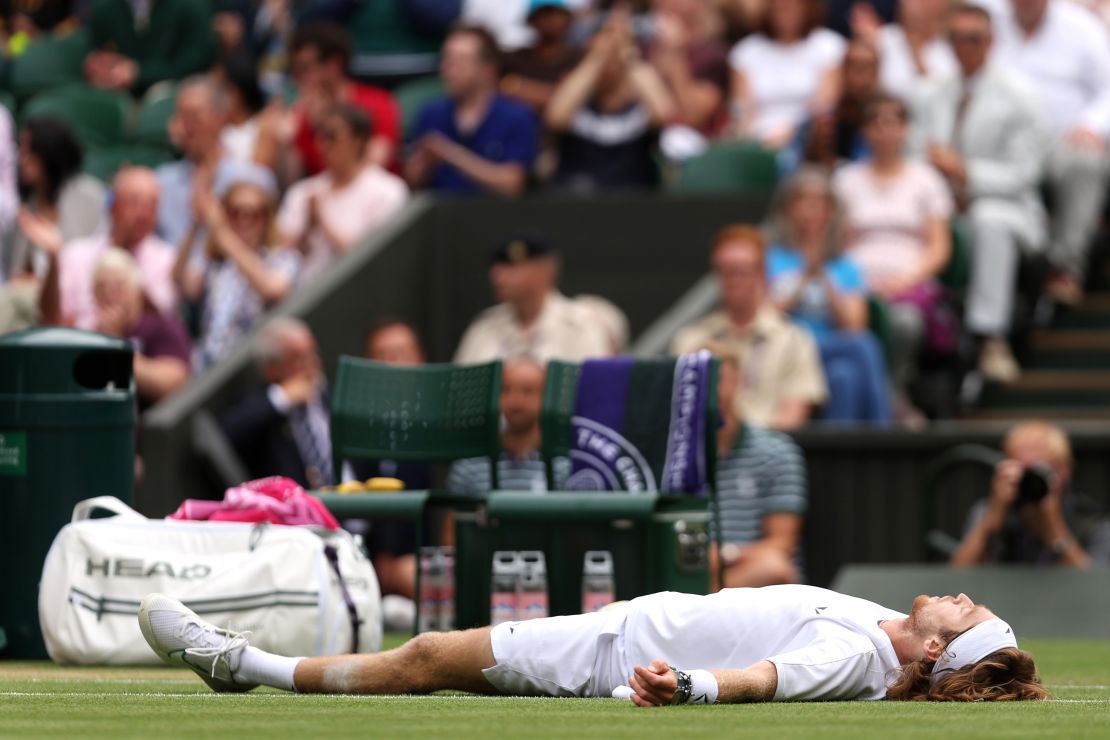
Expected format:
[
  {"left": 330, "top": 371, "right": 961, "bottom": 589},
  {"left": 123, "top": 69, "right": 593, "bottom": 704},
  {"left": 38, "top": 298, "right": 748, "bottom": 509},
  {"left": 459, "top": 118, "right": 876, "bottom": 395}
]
[{"left": 1, "top": 638, "right": 1108, "bottom": 739}]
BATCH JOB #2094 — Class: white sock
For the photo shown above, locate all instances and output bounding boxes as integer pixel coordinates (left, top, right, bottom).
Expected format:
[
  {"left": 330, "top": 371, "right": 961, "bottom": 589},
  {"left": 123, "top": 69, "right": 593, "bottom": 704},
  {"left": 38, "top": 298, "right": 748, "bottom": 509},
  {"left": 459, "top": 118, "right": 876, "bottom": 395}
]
[{"left": 236, "top": 646, "right": 302, "bottom": 692}]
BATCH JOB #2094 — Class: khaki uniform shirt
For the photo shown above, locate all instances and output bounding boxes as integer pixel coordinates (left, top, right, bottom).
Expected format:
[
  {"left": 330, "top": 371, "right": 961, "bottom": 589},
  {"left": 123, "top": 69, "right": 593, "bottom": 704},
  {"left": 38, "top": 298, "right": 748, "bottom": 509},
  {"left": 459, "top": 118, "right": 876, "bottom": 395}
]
[
  {"left": 454, "top": 291, "right": 615, "bottom": 364},
  {"left": 671, "top": 306, "right": 828, "bottom": 426}
]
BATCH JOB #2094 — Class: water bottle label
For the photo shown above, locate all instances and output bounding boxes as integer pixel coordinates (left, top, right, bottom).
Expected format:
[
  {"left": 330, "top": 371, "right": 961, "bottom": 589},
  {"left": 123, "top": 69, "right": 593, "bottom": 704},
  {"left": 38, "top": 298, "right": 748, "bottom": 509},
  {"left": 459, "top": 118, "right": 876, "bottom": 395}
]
[
  {"left": 491, "top": 593, "right": 517, "bottom": 626},
  {"left": 517, "top": 594, "right": 548, "bottom": 621},
  {"left": 583, "top": 591, "right": 615, "bottom": 613}
]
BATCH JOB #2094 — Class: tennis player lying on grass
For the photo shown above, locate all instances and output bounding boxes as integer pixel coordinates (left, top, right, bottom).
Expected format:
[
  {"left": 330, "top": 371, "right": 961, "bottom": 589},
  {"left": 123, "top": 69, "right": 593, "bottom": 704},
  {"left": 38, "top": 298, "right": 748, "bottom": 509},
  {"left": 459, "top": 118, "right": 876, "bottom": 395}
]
[{"left": 138, "top": 584, "right": 1048, "bottom": 704}]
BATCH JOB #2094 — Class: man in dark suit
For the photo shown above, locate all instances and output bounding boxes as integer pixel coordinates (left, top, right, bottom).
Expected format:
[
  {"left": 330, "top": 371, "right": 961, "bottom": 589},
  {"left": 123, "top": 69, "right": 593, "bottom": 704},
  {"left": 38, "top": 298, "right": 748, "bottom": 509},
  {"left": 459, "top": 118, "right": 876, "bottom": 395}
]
[{"left": 220, "top": 317, "right": 334, "bottom": 489}]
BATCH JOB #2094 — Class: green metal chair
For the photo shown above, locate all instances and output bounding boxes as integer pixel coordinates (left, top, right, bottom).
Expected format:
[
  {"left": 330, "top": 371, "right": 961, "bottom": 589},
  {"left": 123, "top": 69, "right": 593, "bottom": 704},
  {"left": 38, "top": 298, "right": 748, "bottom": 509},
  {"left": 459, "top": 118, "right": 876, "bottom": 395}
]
[
  {"left": 526, "top": 355, "right": 719, "bottom": 612},
  {"left": 329, "top": 357, "right": 503, "bottom": 488},
  {"left": 21, "top": 84, "right": 130, "bottom": 150},
  {"left": 83, "top": 144, "right": 176, "bottom": 183},
  {"left": 393, "top": 75, "right": 445, "bottom": 139},
  {"left": 133, "top": 83, "right": 177, "bottom": 150},
  {"left": 540, "top": 357, "right": 720, "bottom": 494},
  {"left": 9, "top": 30, "right": 90, "bottom": 101},
  {"left": 320, "top": 357, "right": 502, "bottom": 634},
  {"left": 540, "top": 360, "right": 581, "bottom": 490},
  {"left": 671, "top": 140, "right": 779, "bottom": 196}
]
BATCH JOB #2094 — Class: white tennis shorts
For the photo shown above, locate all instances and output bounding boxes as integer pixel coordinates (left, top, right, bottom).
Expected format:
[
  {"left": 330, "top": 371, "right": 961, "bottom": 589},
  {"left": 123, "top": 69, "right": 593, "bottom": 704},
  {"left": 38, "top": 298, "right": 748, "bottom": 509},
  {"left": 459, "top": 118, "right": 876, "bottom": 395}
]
[{"left": 481, "top": 609, "right": 628, "bottom": 697}]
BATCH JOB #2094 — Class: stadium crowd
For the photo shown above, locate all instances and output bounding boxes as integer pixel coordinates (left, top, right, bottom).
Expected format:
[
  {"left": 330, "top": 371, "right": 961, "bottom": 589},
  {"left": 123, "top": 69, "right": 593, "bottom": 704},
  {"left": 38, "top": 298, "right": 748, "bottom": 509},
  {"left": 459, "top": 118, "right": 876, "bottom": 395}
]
[{"left": 2, "top": 0, "right": 1110, "bottom": 603}]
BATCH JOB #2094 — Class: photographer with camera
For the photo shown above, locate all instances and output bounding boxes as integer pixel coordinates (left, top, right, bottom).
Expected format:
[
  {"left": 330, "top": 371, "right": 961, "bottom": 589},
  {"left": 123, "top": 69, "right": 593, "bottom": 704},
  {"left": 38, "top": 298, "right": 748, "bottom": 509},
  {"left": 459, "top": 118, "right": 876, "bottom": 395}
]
[{"left": 950, "top": 421, "right": 1097, "bottom": 568}]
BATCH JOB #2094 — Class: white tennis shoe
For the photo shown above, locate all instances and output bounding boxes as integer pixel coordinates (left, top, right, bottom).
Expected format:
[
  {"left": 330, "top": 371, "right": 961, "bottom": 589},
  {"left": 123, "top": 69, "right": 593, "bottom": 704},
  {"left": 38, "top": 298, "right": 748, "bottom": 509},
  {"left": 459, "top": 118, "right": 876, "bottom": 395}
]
[{"left": 138, "top": 592, "right": 258, "bottom": 693}]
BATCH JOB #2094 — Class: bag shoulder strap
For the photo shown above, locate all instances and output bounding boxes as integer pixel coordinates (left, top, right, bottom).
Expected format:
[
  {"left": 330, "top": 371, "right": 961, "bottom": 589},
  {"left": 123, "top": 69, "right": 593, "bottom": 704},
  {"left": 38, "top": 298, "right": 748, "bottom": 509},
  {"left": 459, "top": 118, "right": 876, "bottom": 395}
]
[{"left": 71, "top": 497, "right": 147, "bottom": 524}]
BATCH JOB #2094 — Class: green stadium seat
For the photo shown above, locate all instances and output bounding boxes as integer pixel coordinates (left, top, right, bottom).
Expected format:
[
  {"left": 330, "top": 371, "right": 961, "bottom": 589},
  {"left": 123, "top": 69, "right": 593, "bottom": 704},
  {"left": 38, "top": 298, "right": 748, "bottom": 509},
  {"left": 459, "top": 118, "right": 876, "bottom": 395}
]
[
  {"left": 21, "top": 84, "right": 131, "bottom": 150},
  {"left": 9, "top": 30, "right": 90, "bottom": 101},
  {"left": 0, "top": 90, "right": 15, "bottom": 115},
  {"left": 671, "top": 140, "right": 780, "bottom": 196},
  {"left": 540, "top": 360, "right": 581, "bottom": 490},
  {"left": 133, "top": 83, "right": 177, "bottom": 150},
  {"left": 393, "top": 75, "right": 444, "bottom": 138},
  {"left": 83, "top": 144, "right": 176, "bottom": 183},
  {"left": 329, "top": 357, "right": 503, "bottom": 488},
  {"left": 540, "top": 357, "right": 720, "bottom": 495}
]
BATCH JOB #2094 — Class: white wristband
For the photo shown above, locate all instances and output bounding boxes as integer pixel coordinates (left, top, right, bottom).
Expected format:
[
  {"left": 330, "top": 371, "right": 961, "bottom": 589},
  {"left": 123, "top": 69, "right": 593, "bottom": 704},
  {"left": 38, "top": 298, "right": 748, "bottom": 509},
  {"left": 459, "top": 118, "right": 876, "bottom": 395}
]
[{"left": 687, "top": 670, "right": 719, "bottom": 705}]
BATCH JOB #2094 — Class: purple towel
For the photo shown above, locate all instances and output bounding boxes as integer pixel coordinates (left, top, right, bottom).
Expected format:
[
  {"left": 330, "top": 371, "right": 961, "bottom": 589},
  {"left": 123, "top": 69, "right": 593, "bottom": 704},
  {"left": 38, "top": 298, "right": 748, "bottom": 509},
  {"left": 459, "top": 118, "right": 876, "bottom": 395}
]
[{"left": 566, "top": 353, "right": 712, "bottom": 495}]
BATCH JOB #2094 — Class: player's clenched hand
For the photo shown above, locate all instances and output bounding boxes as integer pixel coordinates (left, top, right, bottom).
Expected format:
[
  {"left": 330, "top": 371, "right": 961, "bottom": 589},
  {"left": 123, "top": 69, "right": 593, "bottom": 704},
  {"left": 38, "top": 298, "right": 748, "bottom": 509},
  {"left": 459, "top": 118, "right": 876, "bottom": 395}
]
[{"left": 629, "top": 659, "right": 677, "bottom": 707}]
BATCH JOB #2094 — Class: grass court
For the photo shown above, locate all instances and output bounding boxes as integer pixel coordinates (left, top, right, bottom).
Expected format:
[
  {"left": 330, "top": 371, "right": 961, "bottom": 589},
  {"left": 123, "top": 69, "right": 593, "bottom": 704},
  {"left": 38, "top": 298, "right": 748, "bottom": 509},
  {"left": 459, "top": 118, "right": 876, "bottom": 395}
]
[{"left": 2, "top": 637, "right": 1109, "bottom": 739}]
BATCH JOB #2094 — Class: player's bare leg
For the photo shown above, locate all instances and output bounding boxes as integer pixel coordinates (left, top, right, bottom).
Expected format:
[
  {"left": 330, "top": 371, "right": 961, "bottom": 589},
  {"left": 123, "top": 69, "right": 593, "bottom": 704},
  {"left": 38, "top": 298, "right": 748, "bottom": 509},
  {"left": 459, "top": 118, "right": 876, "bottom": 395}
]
[
  {"left": 293, "top": 628, "right": 498, "bottom": 694},
  {"left": 139, "top": 592, "right": 498, "bottom": 695}
]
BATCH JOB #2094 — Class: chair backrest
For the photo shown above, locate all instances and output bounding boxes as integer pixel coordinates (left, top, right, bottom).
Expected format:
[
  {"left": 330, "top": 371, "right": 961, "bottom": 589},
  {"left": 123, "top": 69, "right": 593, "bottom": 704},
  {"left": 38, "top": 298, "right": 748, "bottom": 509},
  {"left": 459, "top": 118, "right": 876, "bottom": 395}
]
[
  {"left": 672, "top": 141, "right": 779, "bottom": 196},
  {"left": 10, "top": 30, "right": 89, "bottom": 100},
  {"left": 540, "top": 360, "right": 581, "bottom": 488},
  {"left": 394, "top": 75, "right": 445, "bottom": 137},
  {"left": 83, "top": 144, "right": 175, "bottom": 183},
  {"left": 540, "top": 356, "right": 720, "bottom": 494},
  {"left": 134, "top": 83, "right": 177, "bottom": 149},
  {"left": 21, "top": 83, "right": 130, "bottom": 150},
  {"left": 330, "top": 357, "right": 503, "bottom": 488}
]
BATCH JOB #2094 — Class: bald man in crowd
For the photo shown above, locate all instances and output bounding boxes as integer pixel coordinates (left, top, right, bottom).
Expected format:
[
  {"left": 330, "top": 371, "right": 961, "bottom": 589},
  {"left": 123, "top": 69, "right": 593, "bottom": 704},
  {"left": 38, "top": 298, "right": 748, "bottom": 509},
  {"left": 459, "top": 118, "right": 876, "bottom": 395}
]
[
  {"left": 27, "top": 166, "right": 177, "bottom": 329},
  {"left": 447, "top": 357, "right": 569, "bottom": 494}
]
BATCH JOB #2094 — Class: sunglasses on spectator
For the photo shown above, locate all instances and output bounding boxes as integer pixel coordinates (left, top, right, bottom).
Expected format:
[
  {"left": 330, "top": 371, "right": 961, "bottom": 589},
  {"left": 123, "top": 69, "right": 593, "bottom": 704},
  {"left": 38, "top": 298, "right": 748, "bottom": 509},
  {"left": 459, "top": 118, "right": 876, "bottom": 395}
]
[
  {"left": 316, "top": 127, "right": 345, "bottom": 144},
  {"left": 227, "top": 204, "right": 268, "bottom": 222},
  {"left": 863, "top": 112, "right": 907, "bottom": 125},
  {"left": 948, "top": 31, "right": 989, "bottom": 45}
]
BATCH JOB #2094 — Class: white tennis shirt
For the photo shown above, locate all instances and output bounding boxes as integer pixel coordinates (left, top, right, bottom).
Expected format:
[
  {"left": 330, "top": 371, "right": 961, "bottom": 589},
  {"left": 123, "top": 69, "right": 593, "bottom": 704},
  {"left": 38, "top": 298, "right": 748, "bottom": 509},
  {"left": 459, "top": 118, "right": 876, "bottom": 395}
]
[{"left": 611, "top": 585, "right": 906, "bottom": 701}]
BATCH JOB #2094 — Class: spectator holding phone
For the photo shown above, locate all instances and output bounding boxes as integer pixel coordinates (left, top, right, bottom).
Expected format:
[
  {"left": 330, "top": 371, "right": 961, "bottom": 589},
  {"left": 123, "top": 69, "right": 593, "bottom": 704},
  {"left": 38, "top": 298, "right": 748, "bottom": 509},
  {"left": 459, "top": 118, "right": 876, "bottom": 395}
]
[{"left": 950, "top": 421, "right": 1107, "bottom": 568}]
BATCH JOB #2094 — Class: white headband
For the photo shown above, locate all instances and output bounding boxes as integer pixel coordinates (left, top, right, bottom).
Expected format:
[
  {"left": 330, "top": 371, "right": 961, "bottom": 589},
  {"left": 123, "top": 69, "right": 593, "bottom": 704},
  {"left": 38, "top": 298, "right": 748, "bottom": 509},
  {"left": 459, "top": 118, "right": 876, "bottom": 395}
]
[{"left": 930, "top": 618, "right": 1018, "bottom": 684}]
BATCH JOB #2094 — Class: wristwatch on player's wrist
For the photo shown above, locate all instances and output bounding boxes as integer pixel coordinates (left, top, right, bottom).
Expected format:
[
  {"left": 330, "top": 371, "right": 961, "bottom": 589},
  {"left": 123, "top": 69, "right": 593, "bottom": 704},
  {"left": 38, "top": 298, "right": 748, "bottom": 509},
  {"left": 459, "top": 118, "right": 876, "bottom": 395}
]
[{"left": 669, "top": 666, "right": 692, "bottom": 705}]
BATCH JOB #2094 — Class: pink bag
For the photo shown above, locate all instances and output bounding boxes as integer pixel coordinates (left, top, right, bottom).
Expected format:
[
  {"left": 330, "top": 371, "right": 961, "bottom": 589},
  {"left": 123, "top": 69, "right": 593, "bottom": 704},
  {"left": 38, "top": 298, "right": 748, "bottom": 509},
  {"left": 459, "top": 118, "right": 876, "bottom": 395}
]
[
  {"left": 169, "top": 476, "right": 340, "bottom": 529},
  {"left": 891, "top": 281, "right": 960, "bottom": 356}
]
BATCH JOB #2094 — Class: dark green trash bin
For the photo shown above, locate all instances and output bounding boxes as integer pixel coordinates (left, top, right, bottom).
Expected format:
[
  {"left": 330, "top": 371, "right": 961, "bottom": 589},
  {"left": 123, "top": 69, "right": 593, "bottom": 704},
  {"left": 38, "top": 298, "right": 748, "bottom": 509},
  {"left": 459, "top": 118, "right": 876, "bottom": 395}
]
[{"left": 0, "top": 328, "right": 136, "bottom": 659}]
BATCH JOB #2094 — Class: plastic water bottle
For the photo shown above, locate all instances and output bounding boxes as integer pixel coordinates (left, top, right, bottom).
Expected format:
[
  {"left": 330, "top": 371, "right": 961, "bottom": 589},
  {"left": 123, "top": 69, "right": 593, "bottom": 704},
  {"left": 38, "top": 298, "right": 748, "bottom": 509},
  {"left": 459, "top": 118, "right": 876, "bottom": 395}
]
[
  {"left": 418, "top": 547, "right": 441, "bottom": 633},
  {"left": 437, "top": 546, "right": 456, "bottom": 632},
  {"left": 490, "top": 551, "right": 521, "bottom": 626},
  {"left": 517, "top": 551, "right": 549, "bottom": 621},
  {"left": 581, "top": 551, "right": 616, "bottom": 613}
]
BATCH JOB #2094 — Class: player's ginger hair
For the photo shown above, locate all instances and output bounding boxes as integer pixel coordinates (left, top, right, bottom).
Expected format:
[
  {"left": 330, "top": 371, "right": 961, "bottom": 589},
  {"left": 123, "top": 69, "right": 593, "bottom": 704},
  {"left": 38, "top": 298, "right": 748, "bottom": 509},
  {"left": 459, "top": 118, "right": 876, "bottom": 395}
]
[{"left": 886, "top": 648, "right": 1050, "bottom": 701}]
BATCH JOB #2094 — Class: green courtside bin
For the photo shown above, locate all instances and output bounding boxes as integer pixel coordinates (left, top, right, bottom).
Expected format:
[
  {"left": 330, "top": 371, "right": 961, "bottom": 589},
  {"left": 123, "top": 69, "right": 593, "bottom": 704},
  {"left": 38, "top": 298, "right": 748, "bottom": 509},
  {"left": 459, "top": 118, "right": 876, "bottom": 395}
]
[{"left": 0, "top": 328, "right": 136, "bottom": 659}]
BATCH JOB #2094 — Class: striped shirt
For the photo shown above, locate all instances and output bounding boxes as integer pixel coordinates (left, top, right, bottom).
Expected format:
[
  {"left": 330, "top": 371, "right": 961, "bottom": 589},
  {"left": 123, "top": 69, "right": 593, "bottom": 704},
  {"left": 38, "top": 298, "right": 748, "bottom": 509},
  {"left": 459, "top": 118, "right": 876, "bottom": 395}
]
[
  {"left": 714, "top": 425, "right": 807, "bottom": 547},
  {"left": 446, "top": 451, "right": 570, "bottom": 495}
]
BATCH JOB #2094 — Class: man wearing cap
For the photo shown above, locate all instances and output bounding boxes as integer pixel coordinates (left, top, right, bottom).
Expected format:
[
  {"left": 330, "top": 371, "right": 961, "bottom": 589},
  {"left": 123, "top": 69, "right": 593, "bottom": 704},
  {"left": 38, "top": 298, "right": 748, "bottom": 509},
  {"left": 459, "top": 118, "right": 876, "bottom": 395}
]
[
  {"left": 139, "top": 584, "right": 1048, "bottom": 703},
  {"left": 453, "top": 234, "right": 617, "bottom": 364}
]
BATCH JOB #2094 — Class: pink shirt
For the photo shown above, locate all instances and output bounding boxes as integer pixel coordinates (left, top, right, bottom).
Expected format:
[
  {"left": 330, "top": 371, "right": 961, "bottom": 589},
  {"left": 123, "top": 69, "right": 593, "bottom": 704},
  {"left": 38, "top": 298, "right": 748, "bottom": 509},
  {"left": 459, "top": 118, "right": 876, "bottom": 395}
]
[
  {"left": 833, "top": 160, "right": 953, "bottom": 288},
  {"left": 59, "top": 234, "right": 178, "bottom": 331},
  {"left": 277, "top": 165, "right": 409, "bottom": 280}
]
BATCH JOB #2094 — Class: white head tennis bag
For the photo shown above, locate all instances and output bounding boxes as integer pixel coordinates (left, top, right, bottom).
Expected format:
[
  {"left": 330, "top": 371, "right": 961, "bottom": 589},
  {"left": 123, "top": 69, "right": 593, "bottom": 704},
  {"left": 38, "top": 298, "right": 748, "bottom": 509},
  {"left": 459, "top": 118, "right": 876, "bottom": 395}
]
[{"left": 39, "top": 497, "right": 382, "bottom": 665}]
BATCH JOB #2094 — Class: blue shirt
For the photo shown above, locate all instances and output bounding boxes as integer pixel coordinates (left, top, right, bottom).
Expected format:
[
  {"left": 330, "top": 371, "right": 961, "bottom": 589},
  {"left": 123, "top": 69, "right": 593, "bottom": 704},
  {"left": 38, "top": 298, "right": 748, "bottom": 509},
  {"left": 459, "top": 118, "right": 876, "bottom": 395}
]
[
  {"left": 410, "top": 94, "right": 538, "bottom": 194},
  {"left": 767, "top": 245, "right": 865, "bottom": 340}
]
